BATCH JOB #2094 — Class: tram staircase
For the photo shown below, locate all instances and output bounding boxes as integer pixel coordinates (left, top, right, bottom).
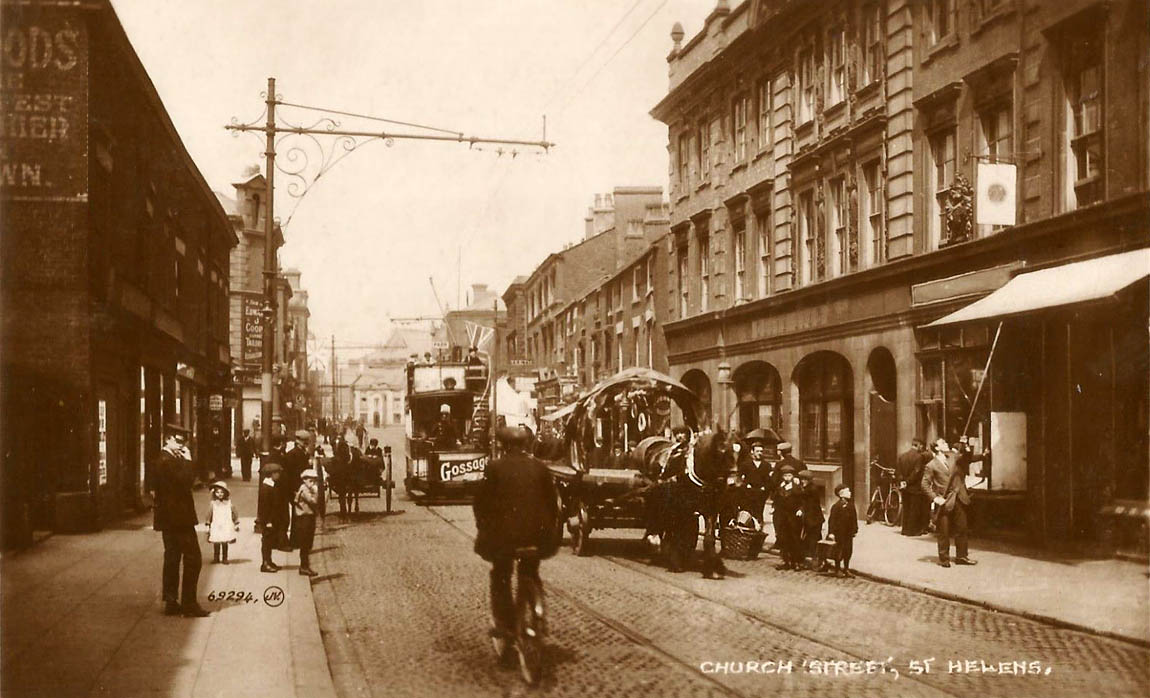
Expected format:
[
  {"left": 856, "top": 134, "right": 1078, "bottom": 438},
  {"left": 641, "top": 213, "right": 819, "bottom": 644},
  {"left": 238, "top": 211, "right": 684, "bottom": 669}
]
[{"left": 467, "top": 364, "right": 491, "bottom": 444}]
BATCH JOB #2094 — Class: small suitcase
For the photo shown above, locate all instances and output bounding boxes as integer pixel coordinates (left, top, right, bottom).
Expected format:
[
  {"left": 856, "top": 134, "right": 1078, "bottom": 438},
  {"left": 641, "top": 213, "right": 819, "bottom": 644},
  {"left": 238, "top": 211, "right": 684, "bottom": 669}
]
[{"left": 815, "top": 538, "right": 838, "bottom": 569}]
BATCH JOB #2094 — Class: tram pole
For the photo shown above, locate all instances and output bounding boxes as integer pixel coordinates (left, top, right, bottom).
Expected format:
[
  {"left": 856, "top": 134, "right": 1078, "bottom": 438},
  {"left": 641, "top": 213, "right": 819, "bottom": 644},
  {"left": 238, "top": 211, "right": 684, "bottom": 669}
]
[{"left": 260, "top": 77, "right": 277, "bottom": 456}]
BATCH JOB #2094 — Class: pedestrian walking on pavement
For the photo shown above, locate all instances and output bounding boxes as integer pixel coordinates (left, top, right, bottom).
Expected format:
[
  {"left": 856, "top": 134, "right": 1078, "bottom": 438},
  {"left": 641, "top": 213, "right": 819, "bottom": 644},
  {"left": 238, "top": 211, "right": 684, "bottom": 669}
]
[
  {"left": 897, "top": 437, "right": 930, "bottom": 536},
  {"left": 257, "top": 462, "right": 287, "bottom": 573},
  {"left": 293, "top": 469, "right": 321, "bottom": 576},
  {"left": 152, "top": 426, "right": 210, "bottom": 617},
  {"left": 237, "top": 429, "right": 255, "bottom": 482},
  {"left": 205, "top": 481, "right": 240, "bottom": 564},
  {"left": 827, "top": 484, "right": 858, "bottom": 577}
]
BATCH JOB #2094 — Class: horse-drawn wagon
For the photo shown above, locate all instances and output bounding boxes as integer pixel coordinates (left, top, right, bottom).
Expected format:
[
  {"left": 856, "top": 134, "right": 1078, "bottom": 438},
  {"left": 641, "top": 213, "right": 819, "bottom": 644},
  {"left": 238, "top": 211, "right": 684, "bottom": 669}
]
[{"left": 546, "top": 368, "right": 725, "bottom": 564}]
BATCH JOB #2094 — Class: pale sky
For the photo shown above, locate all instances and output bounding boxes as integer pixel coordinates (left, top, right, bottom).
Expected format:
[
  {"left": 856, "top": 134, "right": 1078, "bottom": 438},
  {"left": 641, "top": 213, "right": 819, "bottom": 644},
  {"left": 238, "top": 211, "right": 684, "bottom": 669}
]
[{"left": 110, "top": 0, "right": 713, "bottom": 351}]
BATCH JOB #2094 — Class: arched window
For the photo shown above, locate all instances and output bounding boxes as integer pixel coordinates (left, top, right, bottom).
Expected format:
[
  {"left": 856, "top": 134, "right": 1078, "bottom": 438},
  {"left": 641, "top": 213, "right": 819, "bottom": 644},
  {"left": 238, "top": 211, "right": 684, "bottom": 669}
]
[
  {"left": 680, "top": 369, "right": 712, "bottom": 426},
  {"left": 734, "top": 361, "right": 782, "bottom": 432},
  {"left": 797, "top": 353, "right": 852, "bottom": 463}
]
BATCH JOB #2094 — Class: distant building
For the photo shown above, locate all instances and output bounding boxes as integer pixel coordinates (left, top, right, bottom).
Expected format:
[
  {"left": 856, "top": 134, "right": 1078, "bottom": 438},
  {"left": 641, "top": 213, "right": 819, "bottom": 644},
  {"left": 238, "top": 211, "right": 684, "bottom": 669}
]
[
  {"left": 502, "top": 188, "right": 671, "bottom": 413},
  {"left": 217, "top": 173, "right": 292, "bottom": 441},
  {"left": 1, "top": 0, "right": 236, "bottom": 543}
]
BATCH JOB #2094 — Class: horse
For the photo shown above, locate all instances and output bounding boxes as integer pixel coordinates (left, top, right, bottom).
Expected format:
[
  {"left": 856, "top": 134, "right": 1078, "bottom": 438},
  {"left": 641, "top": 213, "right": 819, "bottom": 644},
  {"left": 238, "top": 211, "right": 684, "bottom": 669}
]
[
  {"left": 661, "top": 430, "right": 739, "bottom": 578},
  {"left": 326, "top": 447, "right": 368, "bottom": 519}
]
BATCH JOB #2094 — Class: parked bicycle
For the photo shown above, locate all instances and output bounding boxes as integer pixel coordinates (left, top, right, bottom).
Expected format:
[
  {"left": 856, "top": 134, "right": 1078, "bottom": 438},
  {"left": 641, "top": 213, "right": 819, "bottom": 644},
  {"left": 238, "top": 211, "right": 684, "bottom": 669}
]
[
  {"left": 866, "top": 459, "right": 902, "bottom": 526},
  {"left": 489, "top": 546, "right": 547, "bottom": 686}
]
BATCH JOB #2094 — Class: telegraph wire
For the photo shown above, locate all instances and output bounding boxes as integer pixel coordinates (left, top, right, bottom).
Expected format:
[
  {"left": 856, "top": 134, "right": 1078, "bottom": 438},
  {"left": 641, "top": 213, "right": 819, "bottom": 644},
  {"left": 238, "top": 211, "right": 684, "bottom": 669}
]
[{"left": 554, "top": 0, "right": 671, "bottom": 117}]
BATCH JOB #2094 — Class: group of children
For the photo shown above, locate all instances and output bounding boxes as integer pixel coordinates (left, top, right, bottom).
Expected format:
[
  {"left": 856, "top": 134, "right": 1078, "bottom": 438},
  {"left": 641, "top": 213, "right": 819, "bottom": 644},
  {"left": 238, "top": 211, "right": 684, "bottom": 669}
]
[
  {"left": 201, "top": 464, "right": 322, "bottom": 576},
  {"left": 769, "top": 467, "right": 858, "bottom": 577}
]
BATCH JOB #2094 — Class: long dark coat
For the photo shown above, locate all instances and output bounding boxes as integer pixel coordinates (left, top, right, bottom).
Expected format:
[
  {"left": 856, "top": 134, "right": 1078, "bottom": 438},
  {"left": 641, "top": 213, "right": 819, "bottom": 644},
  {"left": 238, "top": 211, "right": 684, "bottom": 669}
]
[
  {"left": 827, "top": 499, "right": 859, "bottom": 539},
  {"left": 152, "top": 449, "right": 198, "bottom": 531},
  {"left": 473, "top": 452, "right": 560, "bottom": 561}
]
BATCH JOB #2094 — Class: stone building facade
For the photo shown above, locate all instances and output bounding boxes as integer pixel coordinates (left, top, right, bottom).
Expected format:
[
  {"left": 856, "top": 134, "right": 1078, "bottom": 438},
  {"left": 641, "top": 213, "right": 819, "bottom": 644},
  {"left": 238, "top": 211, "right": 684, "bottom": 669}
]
[{"left": 652, "top": 0, "right": 1148, "bottom": 544}]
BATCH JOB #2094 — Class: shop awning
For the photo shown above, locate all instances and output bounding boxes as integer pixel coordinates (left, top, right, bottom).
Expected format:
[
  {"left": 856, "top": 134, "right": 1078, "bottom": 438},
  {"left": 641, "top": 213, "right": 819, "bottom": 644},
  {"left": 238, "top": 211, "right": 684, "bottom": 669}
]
[
  {"left": 540, "top": 401, "right": 578, "bottom": 423},
  {"left": 925, "top": 248, "right": 1150, "bottom": 328}
]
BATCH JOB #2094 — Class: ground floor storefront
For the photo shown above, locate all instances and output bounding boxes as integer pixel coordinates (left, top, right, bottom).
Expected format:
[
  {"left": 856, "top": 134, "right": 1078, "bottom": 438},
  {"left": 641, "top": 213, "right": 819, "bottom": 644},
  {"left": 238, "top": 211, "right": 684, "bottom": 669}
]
[{"left": 665, "top": 199, "right": 1148, "bottom": 550}]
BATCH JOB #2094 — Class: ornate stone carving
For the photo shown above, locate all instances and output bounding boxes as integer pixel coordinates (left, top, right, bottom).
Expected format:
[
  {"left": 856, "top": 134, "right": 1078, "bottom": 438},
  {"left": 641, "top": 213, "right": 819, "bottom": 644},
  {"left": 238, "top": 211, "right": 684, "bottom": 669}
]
[
  {"left": 943, "top": 174, "right": 974, "bottom": 245},
  {"left": 846, "top": 173, "right": 859, "bottom": 269}
]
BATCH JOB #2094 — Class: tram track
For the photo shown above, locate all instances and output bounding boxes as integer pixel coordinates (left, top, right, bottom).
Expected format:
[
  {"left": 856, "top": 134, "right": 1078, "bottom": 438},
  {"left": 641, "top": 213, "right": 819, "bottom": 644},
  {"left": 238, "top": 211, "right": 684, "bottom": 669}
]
[{"left": 426, "top": 505, "right": 958, "bottom": 698}]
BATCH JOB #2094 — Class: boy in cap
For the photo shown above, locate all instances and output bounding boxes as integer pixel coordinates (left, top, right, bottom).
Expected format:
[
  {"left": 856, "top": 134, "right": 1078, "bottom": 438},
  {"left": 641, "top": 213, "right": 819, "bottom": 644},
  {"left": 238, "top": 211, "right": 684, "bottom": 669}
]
[
  {"left": 772, "top": 464, "right": 801, "bottom": 570},
  {"left": 795, "top": 470, "right": 825, "bottom": 570},
  {"left": 257, "top": 462, "right": 285, "bottom": 573},
  {"left": 293, "top": 469, "right": 320, "bottom": 576},
  {"left": 827, "top": 483, "right": 859, "bottom": 577}
]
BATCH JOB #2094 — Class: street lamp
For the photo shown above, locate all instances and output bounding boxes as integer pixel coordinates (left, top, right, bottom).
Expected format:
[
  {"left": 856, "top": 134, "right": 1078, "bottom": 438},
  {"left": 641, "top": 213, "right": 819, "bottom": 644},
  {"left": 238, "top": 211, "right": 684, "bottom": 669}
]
[{"left": 716, "top": 361, "right": 732, "bottom": 434}]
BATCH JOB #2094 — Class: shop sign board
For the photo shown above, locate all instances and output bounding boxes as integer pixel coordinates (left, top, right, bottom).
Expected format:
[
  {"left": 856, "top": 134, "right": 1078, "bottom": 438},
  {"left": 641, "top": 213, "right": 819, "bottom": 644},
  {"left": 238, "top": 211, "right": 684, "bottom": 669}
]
[{"left": 241, "top": 296, "right": 264, "bottom": 371}]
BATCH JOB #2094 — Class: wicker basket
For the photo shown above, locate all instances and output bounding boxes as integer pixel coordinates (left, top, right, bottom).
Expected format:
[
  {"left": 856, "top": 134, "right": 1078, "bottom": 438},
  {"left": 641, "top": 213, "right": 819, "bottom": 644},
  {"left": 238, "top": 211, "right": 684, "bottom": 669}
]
[{"left": 720, "top": 525, "right": 766, "bottom": 560}]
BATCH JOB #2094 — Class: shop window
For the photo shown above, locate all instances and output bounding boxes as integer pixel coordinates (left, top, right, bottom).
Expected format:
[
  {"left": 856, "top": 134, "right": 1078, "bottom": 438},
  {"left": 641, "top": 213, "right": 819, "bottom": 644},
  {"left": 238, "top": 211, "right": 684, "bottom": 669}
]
[
  {"left": 798, "top": 354, "right": 850, "bottom": 463},
  {"left": 735, "top": 362, "right": 782, "bottom": 432},
  {"left": 916, "top": 327, "right": 993, "bottom": 456}
]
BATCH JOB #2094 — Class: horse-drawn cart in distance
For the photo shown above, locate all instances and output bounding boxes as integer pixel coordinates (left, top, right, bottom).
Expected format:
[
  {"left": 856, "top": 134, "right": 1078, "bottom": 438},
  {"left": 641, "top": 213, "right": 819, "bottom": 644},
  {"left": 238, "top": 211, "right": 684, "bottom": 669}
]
[{"left": 546, "top": 368, "right": 708, "bottom": 557}]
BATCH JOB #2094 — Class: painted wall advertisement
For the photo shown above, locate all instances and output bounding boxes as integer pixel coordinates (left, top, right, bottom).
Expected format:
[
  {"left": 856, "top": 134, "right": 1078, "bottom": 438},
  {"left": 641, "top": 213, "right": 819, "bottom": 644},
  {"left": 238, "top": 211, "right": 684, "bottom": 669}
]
[
  {"left": 241, "top": 295, "right": 264, "bottom": 374},
  {"left": 1, "top": 4, "right": 89, "bottom": 201}
]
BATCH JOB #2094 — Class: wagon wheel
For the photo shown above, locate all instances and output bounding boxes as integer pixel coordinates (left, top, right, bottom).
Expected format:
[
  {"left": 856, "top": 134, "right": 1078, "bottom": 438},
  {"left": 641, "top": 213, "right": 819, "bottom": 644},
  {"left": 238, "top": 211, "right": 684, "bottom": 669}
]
[
  {"left": 552, "top": 488, "right": 565, "bottom": 549},
  {"left": 571, "top": 505, "right": 591, "bottom": 556}
]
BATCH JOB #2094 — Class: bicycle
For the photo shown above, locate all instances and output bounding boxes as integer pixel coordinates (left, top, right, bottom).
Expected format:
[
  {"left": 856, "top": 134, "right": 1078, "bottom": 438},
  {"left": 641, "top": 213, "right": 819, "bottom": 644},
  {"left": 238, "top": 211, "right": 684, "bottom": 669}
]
[
  {"left": 489, "top": 547, "right": 547, "bottom": 686},
  {"left": 865, "top": 459, "right": 902, "bottom": 526}
]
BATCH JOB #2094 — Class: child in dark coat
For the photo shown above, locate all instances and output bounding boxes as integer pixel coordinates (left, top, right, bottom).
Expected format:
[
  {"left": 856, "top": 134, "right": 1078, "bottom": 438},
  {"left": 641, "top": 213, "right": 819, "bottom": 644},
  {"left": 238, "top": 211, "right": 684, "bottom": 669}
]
[
  {"left": 796, "top": 470, "right": 825, "bottom": 570},
  {"left": 827, "top": 483, "right": 859, "bottom": 577},
  {"left": 256, "top": 463, "right": 285, "bottom": 573}
]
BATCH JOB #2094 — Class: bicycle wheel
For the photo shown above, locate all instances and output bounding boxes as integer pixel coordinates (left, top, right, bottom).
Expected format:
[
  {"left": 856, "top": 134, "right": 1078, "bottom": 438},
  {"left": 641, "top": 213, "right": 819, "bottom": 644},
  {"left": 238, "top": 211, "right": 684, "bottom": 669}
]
[
  {"left": 865, "top": 489, "right": 882, "bottom": 524},
  {"left": 885, "top": 488, "right": 902, "bottom": 526},
  {"left": 516, "top": 580, "right": 544, "bottom": 686}
]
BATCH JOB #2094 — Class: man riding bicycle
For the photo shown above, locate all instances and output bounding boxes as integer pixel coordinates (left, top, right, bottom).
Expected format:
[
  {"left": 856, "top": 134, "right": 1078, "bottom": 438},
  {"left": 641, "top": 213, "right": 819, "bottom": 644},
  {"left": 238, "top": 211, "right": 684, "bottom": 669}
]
[{"left": 473, "top": 425, "right": 560, "bottom": 656}]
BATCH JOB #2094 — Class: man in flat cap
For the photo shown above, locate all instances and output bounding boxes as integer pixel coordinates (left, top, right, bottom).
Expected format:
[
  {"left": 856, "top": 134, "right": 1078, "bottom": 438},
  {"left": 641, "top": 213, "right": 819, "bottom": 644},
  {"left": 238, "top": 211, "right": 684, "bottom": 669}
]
[{"left": 152, "top": 426, "right": 209, "bottom": 617}]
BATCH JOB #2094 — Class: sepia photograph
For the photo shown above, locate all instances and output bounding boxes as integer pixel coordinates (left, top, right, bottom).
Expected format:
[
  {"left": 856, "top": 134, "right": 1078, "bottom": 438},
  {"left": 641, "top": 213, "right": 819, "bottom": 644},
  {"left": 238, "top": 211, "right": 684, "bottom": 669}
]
[{"left": 1, "top": 0, "right": 1148, "bottom": 696}]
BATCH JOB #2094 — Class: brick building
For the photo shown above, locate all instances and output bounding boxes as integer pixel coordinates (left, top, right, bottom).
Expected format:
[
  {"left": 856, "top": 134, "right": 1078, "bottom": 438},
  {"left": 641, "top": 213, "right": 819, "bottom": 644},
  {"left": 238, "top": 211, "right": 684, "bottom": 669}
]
[
  {"left": 1, "top": 0, "right": 236, "bottom": 543},
  {"left": 502, "top": 188, "right": 670, "bottom": 414},
  {"left": 652, "top": 0, "right": 1148, "bottom": 544}
]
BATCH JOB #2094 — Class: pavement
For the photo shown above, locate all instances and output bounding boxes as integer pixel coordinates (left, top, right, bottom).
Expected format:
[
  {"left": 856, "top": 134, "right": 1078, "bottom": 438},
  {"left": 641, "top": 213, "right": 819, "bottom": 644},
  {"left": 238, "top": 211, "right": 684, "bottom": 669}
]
[
  {"left": 845, "top": 521, "right": 1150, "bottom": 646},
  {"left": 0, "top": 471, "right": 335, "bottom": 698}
]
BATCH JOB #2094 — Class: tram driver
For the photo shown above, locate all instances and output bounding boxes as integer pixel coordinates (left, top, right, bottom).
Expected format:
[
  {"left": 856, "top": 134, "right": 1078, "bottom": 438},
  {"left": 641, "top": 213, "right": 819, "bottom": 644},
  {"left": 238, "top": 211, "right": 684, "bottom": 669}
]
[{"left": 432, "top": 404, "right": 459, "bottom": 448}]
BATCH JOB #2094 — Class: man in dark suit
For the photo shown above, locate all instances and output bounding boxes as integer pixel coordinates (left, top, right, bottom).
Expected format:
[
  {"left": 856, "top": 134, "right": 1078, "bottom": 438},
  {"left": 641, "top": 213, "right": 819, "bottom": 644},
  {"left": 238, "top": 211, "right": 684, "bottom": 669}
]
[
  {"left": 736, "top": 432, "right": 775, "bottom": 528},
  {"left": 282, "top": 430, "right": 311, "bottom": 546},
  {"left": 897, "top": 437, "right": 929, "bottom": 536},
  {"left": 473, "top": 426, "right": 560, "bottom": 642},
  {"left": 922, "top": 438, "right": 983, "bottom": 567},
  {"left": 152, "top": 427, "right": 209, "bottom": 617},
  {"left": 237, "top": 429, "right": 254, "bottom": 482}
]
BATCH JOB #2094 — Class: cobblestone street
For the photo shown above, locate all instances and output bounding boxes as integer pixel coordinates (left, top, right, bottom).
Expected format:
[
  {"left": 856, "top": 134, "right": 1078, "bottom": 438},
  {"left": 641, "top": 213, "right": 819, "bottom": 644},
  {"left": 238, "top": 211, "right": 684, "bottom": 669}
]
[{"left": 310, "top": 493, "right": 1149, "bottom": 698}]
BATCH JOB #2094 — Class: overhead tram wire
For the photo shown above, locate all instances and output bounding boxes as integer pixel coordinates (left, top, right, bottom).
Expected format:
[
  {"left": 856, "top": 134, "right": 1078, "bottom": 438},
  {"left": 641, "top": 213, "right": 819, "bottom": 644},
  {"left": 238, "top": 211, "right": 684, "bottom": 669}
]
[
  {"left": 276, "top": 100, "right": 462, "bottom": 136},
  {"left": 553, "top": 0, "right": 671, "bottom": 117},
  {"left": 534, "top": 0, "right": 651, "bottom": 116}
]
